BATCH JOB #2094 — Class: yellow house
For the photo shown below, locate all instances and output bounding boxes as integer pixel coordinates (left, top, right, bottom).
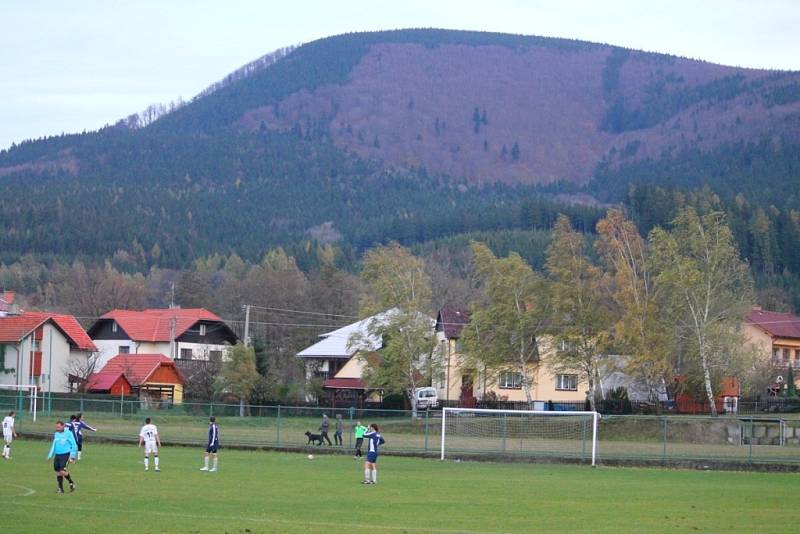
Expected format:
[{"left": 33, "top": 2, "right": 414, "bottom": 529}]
[
  {"left": 433, "top": 308, "right": 589, "bottom": 407},
  {"left": 744, "top": 306, "right": 800, "bottom": 389}
]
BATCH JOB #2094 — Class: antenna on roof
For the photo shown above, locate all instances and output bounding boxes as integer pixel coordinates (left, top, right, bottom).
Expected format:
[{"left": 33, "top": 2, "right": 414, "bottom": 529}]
[{"left": 169, "top": 282, "right": 177, "bottom": 309}]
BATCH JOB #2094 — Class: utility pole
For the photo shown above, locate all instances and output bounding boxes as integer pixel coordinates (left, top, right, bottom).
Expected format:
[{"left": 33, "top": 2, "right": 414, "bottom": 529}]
[
  {"left": 169, "top": 315, "right": 177, "bottom": 359},
  {"left": 242, "top": 305, "right": 251, "bottom": 347}
]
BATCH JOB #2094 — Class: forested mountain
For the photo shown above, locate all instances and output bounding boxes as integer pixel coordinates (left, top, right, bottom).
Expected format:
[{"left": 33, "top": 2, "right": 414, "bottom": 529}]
[{"left": 1, "top": 29, "right": 799, "bottom": 307}]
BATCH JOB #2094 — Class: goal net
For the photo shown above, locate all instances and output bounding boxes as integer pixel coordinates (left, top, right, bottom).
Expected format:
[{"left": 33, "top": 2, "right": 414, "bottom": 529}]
[
  {"left": 0, "top": 385, "right": 39, "bottom": 422},
  {"left": 440, "top": 407, "right": 599, "bottom": 466}
]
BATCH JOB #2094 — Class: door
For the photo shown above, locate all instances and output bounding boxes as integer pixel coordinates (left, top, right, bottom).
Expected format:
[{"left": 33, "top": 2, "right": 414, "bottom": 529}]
[{"left": 460, "top": 373, "right": 476, "bottom": 408}]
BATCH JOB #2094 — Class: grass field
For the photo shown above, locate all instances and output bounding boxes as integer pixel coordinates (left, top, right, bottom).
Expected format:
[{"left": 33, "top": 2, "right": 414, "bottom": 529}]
[{"left": 1, "top": 441, "right": 797, "bottom": 533}]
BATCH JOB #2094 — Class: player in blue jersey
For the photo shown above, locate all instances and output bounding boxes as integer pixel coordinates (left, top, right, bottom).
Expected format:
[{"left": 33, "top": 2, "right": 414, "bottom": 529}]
[
  {"left": 361, "top": 423, "right": 385, "bottom": 485},
  {"left": 200, "top": 416, "right": 220, "bottom": 472},
  {"left": 74, "top": 412, "right": 97, "bottom": 460},
  {"left": 47, "top": 420, "right": 78, "bottom": 493}
]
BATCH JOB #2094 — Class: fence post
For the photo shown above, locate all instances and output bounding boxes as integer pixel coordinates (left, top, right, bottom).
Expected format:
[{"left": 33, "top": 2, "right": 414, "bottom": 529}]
[
  {"left": 210, "top": 401, "right": 214, "bottom": 417},
  {"left": 276, "top": 405, "right": 281, "bottom": 447},
  {"left": 503, "top": 412, "right": 507, "bottom": 454},
  {"left": 80, "top": 396, "right": 85, "bottom": 412},
  {"left": 662, "top": 417, "right": 668, "bottom": 463},
  {"left": 424, "top": 410, "right": 429, "bottom": 452},
  {"left": 748, "top": 417, "right": 753, "bottom": 463},
  {"left": 348, "top": 406, "right": 353, "bottom": 450}
]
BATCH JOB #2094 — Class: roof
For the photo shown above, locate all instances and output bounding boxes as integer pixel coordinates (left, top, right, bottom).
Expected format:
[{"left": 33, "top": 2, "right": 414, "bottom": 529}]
[
  {"left": 322, "top": 377, "right": 367, "bottom": 390},
  {"left": 85, "top": 371, "right": 130, "bottom": 391},
  {"left": 746, "top": 308, "right": 800, "bottom": 340},
  {"left": 0, "top": 311, "right": 96, "bottom": 351},
  {"left": 296, "top": 312, "right": 391, "bottom": 359},
  {"left": 436, "top": 307, "right": 471, "bottom": 339},
  {"left": 95, "top": 308, "right": 228, "bottom": 342},
  {"left": 96, "top": 354, "right": 183, "bottom": 386}
]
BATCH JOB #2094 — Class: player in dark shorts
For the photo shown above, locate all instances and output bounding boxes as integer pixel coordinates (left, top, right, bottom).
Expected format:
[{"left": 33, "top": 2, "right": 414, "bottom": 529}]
[
  {"left": 200, "top": 416, "right": 220, "bottom": 472},
  {"left": 47, "top": 420, "right": 78, "bottom": 493},
  {"left": 362, "top": 423, "right": 385, "bottom": 485}
]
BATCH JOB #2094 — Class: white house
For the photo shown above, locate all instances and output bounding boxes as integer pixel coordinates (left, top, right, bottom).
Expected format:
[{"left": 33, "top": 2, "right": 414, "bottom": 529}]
[
  {"left": 0, "top": 311, "right": 98, "bottom": 394},
  {"left": 87, "top": 308, "right": 239, "bottom": 369}
]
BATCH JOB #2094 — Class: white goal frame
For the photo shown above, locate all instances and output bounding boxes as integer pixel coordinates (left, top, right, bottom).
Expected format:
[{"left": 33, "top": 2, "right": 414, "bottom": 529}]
[
  {"left": 0, "top": 385, "right": 39, "bottom": 422},
  {"left": 440, "top": 407, "right": 599, "bottom": 466}
]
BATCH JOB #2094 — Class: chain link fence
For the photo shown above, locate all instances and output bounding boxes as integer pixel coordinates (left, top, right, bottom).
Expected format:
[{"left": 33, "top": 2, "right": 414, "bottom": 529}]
[{"left": 3, "top": 393, "right": 798, "bottom": 466}]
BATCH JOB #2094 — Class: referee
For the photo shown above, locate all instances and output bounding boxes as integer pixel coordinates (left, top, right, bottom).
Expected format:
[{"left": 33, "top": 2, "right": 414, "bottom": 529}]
[{"left": 47, "top": 420, "right": 78, "bottom": 493}]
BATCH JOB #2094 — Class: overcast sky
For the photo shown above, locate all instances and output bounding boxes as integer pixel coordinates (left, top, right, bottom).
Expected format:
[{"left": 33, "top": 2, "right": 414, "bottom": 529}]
[{"left": 1, "top": 0, "right": 799, "bottom": 150}]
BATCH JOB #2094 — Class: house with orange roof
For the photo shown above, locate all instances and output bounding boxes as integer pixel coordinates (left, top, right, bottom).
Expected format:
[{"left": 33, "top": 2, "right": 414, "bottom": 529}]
[
  {"left": 0, "top": 310, "right": 97, "bottom": 394},
  {"left": 85, "top": 354, "right": 184, "bottom": 403},
  {"left": 87, "top": 307, "right": 239, "bottom": 369}
]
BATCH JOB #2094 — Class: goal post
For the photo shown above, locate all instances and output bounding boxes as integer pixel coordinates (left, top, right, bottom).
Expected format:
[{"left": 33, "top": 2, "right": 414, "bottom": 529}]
[
  {"left": 441, "top": 407, "right": 599, "bottom": 466},
  {"left": 0, "top": 385, "right": 39, "bottom": 422}
]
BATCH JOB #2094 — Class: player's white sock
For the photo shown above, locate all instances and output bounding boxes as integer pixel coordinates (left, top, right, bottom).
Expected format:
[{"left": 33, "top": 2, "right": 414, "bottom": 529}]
[
  {"left": 203, "top": 456, "right": 209, "bottom": 469},
  {"left": 364, "top": 468, "right": 370, "bottom": 481},
  {"left": 212, "top": 458, "right": 218, "bottom": 470},
  {"left": 144, "top": 457, "right": 149, "bottom": 469},
  {"left": 2, "top": 445, "right": 8, "bottom": 457},
  {"left": 154, "top": 456, "right": 160, "bottom": 468},
  {"left": 371, "top": 469, "right": 377, "bottom": 484},
  {"left": 77, "top": 451, "right": 82, "bottom": 460}
]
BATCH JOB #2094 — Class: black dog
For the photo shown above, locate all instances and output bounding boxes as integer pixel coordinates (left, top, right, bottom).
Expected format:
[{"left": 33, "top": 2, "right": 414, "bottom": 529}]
[{"left": 305, "top": 431, "right": 324, "bottom": 445}]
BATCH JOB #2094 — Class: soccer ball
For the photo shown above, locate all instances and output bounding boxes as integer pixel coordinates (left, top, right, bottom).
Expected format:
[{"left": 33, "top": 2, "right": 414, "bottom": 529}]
[{"left": 308, "top": 454, "right": 314, "bottom": 460}]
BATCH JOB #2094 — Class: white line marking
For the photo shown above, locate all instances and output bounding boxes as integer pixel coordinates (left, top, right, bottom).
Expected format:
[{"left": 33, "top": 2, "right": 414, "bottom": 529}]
[
  {"left": 4, "top": 483, "right": 36, "bottom": 497},
  {"left": 8, "top": 500, "right": 505, "bottom": 533}
]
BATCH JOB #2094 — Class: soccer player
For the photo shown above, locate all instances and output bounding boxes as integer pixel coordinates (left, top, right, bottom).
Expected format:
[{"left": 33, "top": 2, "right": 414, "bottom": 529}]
[
  {"left": 138, "top": 417, "right": 161, "bottom": 471},
  {"left": 361, "top": 423, "right": 385, "bottom": 485},
  {"left": 74, "top": 412, "right": 97, "bottom": 460},
  {"left": 353, "top": 420, "right": 367, "bottom": 458},
  {"left": 200, "top": 416, "right": 220, "bottom": 472},
  {"left": 2, "top": 410, "right": 18, "bottom": 460},
  {"left": 47, "top": 420, "right": 77, "bottom": 493}
]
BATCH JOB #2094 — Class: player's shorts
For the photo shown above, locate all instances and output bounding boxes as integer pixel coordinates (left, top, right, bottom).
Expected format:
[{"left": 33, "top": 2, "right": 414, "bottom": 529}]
[
  {"left": 53, "top": 453, "right": 71, "bottom": 472},
  {"left": 366, "top": 451, "right": 378, "bottom": 463},
  {"left": 3, "top": 431, "right": 12, "bottom": 444},
  {"left": 205, "top": 444, "right": 219, "bottom": 453},
  {"left": 143, "top": 441, "right": 158, "bottom": 454}
]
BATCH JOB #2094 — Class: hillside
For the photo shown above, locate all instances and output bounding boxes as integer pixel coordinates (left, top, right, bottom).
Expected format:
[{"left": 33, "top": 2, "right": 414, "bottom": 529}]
[{"left": 1, "top": 29, "right": 800, "bottom": 267}]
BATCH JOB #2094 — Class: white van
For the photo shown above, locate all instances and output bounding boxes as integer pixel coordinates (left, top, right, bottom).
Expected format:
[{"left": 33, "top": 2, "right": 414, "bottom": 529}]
[{"left": 414, "top": 387, "right": 439, "bottom": 409}]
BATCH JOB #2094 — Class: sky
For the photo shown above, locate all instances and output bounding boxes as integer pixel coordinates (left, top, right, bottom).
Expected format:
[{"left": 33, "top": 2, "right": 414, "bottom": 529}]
[{"left": 1, "top": 0, "right": 799, "bottom": 150}]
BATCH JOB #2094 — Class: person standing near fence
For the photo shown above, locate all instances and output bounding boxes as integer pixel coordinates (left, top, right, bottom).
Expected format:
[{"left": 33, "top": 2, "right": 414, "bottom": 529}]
[
  {"left": 47, "top": 420, "right": 77, "bottom": 493},
  {"left": 334, "top": 414, "right": 343, "bottom": 446},
  {"left": 74, "top": 412, "right": 97, "bottom": 461},
  {"left": 2, "top": 410, "right": 17, "bottom": 460},
  {"left": 353, "top": 420, "right": 367, "bottom": 458},
  {"left": 200, "top": 416, "right": 220, "bottom": 472},
  {"left": 319, "top": 414, "right": 332, "bottom": 445}
]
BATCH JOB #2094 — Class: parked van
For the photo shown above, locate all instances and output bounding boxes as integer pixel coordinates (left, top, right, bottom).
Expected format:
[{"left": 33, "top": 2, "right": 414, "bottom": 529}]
[{"left": 414, "top": 387, "right": 439, "bottom": 409}]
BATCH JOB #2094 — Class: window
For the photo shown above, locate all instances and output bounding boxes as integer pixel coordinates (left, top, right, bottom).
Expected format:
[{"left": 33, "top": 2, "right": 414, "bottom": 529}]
[
  {"left": 118, "top": 346, "right": 130, "bottom": 354},
  {"left": 180, "top": 348, "right": 193, "bottom": 360},
  {"left": 499, "top": 372, "right": 522, "bottom": 389},
  {"left": 795, "top": 349, "right": 800, "bottom": 361},
  {"left": 556, "top": 374, "right": 578, "bottom": 391},
  {"left": 209, "top": 350, "right": 223, "bottom": 361},
  {"left": 112, "top": 321, "right": 118, "bottom": 333},
  {"left": 784, "top": 348, "right": 791, "bottom": 361},
  {"left": 199, "top": 324, "right": 207, "bottom": 336}
]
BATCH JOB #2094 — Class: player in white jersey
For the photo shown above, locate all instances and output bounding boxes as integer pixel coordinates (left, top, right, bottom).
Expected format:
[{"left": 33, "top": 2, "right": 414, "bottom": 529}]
[
  {"left": 138, "top": 417, "right": 161, "bottom": 471},
  {"left": 2, "top": 411, "right": 17, "bottom": 459}
]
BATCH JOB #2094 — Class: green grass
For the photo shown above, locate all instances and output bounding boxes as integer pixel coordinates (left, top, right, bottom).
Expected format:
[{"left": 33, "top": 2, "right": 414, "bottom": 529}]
[{"left": 1, "top": 441, "right": 797, "bottom": 533}]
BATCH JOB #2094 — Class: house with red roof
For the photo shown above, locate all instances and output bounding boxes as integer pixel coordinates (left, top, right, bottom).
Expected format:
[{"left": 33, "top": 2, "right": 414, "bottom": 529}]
[
  {"left": 87, "top": 307, "right": 239, "bottom": 369},
  {"left": 0, "top": 310, "right": 97, "bottom": 394},
  {"left": 86, "top": 354, "right": 183, "bottom": 403},
  {"left": 745, "top": 306, "right": 800, "bottom": 390}
]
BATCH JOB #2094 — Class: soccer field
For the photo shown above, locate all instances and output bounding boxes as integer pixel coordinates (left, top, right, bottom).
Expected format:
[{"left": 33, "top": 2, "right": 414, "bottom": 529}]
[{"left": 0, "top": 442, "right": 796, "bottom": 533}]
